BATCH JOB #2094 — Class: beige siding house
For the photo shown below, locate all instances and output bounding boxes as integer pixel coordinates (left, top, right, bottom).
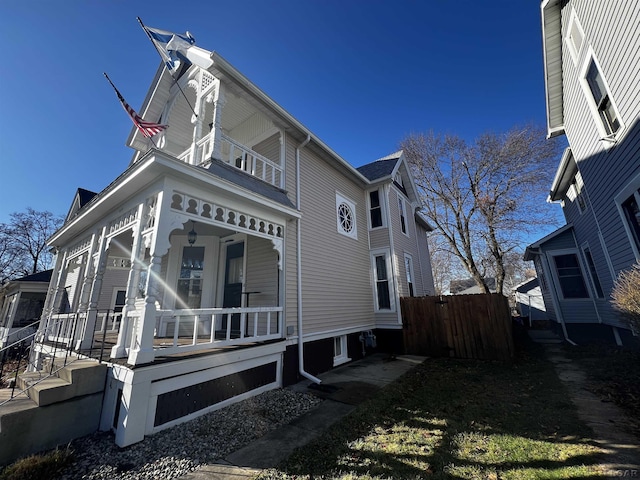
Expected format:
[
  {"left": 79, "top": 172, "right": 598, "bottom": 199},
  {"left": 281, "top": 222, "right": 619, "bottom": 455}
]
[{"left": 17, "top": 32, "right": 435, "bottom": 451}]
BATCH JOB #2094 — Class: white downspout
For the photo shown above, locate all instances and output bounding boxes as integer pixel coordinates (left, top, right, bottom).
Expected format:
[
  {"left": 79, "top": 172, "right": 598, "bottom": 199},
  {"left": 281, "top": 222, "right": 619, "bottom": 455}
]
[{"left": 296, "top": 135, "right": 321, "bottom": 384}]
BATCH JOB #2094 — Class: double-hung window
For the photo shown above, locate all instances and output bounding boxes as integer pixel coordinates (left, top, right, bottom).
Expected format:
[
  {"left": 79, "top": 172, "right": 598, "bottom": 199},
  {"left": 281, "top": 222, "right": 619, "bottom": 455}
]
[
  {"left": 369, "top": 190, "right": 383, "bottom": 228},
  {"left": 584, "top": 57, "right": 621, "bottom": 137},
  {"left": 585, "top": 60, "right": 620, "bottom": 135},
  {"left": 371, "top": 250, "right": 394, "bottom": 311},
  {"left": 398, "top": 196, "right": 407, "bottom": 235},
  {"left": 404, "top": 254, "right": 415, "bottom": 297},
  {"left": 552, "top": 253, "right": 589, "bottom": 299}
]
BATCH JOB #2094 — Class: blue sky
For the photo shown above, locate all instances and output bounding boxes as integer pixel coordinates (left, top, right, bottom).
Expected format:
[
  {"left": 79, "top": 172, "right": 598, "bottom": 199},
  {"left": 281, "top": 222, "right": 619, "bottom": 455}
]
[{"left": 0, "top": 0, "right": 558, "bottom": 227}]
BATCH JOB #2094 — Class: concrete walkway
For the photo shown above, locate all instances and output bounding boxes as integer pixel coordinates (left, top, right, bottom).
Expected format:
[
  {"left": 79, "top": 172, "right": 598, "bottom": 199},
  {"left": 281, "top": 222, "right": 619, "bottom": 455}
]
[
  {"left": 179, "top": 353, "right": 425, "bottom": 480},
  {"left": 529, "top": 329, "right": 640, "bottom": 478}
]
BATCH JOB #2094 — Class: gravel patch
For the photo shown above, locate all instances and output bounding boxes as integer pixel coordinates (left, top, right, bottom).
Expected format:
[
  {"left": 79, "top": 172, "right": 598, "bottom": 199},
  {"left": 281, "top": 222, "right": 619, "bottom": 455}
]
[{"left": 55, "top": 388, "right": 322, "bottom": 480}]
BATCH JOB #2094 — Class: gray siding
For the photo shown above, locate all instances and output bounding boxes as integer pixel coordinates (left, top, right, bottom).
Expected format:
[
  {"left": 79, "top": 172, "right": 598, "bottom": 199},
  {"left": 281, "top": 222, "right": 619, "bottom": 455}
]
[{"left": 556, "top": 0, "right": 640, "bottom": 328}]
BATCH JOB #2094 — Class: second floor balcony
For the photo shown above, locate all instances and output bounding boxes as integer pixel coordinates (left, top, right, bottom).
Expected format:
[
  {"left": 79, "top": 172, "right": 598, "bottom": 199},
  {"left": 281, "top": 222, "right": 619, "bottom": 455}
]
[{"left": 136, "top": 65, "right": 285, "bottom": 190}]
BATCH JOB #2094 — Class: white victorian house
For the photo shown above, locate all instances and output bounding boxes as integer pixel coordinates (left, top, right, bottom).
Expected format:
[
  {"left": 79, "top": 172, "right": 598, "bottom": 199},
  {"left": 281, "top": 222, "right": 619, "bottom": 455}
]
[{"left": 0, "top": 32, "right": 436, "bottom": 457}]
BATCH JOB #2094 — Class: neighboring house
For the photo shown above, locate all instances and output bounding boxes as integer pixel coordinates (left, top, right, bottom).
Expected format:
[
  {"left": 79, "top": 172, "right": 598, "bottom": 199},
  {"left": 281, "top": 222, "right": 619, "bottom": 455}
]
[
  {"left": 0, "top": 270, "right": 52, "bottom": 348},
  {"left": 513, "top": 277, "right": 547, "bottom": 326},
  {"left": 30, "top": 36, "right": 435, "bottom": 447},
  {"left": 525, "top": 1, "right": 640, "bottom": 345},
  {"left": 449, "top": 278, "right": 497, "bottom": 295}
]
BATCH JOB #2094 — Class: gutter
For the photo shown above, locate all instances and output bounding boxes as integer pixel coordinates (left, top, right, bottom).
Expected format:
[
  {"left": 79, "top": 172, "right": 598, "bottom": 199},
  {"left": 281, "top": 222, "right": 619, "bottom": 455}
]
[{"left": 295, "top": 135, "right": 321, "bottom": 384}]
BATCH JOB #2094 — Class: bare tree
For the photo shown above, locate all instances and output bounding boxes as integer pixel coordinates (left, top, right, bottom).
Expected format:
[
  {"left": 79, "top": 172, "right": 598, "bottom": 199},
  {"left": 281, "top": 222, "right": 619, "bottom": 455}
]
[
  {"left": 401, "top": 125, "right": 561, "bottom": 295},
  {"left": 428, "top": 233, "right": 466, "bottom": 295},
  {"left": 0, "top": 208, "right": 63, "bottom": 283}
]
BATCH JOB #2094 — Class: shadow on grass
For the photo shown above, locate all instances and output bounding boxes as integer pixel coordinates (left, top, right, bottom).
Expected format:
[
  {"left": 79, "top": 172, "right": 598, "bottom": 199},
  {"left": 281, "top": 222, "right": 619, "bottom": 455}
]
[{"left": 259, "top": 335, "right": 614, "bottom": 479}]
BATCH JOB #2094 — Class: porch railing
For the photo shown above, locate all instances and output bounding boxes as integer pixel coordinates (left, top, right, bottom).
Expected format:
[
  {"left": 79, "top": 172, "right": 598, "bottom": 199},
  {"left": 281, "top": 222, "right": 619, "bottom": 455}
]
[
  {"left": 149, "top": 306, "right": 283, "bottom": 357},
  {"left": 178, "top": 133, "right": 283, "bottom": 188}
]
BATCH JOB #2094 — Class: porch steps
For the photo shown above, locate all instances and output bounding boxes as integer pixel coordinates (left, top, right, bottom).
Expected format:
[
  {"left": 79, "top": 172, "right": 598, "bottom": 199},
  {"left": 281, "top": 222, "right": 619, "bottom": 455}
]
[
  {"left": 0, "top": 358, "right": 107, "bottom": 466},
  {"left": 16, "top": 358, "right": 107, "bottom": 406}
]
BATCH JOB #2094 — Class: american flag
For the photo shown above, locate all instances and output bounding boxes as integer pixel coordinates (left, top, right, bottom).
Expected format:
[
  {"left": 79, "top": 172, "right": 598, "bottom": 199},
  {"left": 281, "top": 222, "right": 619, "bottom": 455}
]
[{"left": 104, "top": 73, "right": 168, "bottom": 138}]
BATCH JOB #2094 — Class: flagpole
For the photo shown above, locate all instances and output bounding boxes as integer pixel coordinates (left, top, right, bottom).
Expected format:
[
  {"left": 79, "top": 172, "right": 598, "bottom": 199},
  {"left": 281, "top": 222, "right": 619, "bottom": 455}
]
[
  {"left": 136, "top": 17, "right": 198, "bottom": 119},
  {"left": 103, "top": 72, "right": 159, "bottom": 149}
]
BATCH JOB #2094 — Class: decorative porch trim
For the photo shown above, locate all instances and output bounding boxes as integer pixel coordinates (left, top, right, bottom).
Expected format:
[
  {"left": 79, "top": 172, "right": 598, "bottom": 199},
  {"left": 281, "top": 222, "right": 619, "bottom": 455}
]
[{"left": 169, "top": 189, "right": 284, "bottom": 241}]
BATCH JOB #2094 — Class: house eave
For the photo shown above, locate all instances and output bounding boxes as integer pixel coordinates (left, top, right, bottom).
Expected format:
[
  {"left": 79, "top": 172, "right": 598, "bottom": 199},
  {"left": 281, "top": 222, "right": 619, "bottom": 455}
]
[
  {"left": 524, "top": 223, "right": 573, "bottom": 260},
  {"left": 541, "top": 0, "right": 565, "bottom": 138},
  {"left": 548, "top": 147, "right": 577, "bottom": 202}
]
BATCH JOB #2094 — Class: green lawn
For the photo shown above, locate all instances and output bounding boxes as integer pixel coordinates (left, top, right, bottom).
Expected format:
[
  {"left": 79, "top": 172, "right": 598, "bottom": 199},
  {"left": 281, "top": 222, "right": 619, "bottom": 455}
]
[{"left": 260, "top": 341, "right": 607, "bottom": 479}]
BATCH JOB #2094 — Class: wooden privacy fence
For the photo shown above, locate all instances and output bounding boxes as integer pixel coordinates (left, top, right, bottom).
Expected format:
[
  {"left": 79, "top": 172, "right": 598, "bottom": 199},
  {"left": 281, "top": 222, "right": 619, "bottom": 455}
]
[{"left": 401, "top": 294, "right": 514, "bottom": 362}]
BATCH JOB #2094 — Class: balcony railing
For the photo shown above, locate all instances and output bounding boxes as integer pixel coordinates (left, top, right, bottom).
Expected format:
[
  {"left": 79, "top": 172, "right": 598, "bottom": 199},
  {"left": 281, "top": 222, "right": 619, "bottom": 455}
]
[{"left": 178, "top": 133, "right": 283, "bottom": 188}]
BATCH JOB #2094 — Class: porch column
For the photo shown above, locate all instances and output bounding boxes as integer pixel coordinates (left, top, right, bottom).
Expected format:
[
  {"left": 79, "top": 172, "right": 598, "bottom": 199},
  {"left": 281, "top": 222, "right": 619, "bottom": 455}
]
[
  {"left": 210, "top": 82, "right": 226, "bottom": 160},
  {"left": 75, "top": 232, "right": 100, "bottom": 350},
  {"left": 127, "top": 254, "right": 161, "bottom": 365},
  {"left": 80, "top": 228, "right": 109, "bottom": 350},
  {"left": 127, "top": 191, "right": 167, "bottom": 365},
  {"left": 112, "top": 207, "right": 145, "bottom": 359},
  {"left": 43, "top": 249, "right": 67, "bottom": 319}
]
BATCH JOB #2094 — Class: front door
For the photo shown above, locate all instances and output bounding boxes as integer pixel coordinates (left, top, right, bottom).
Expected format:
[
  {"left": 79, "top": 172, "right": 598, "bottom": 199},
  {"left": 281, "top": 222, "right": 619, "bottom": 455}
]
[{"left": 220, "top": 242, "right": 244, "bottom": 338}]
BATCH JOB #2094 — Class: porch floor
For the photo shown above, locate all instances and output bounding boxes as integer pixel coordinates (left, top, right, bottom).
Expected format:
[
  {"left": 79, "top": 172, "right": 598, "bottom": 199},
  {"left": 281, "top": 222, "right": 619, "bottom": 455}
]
[{"left": 73, "top": 332, "right": 284, "bottom": 368}]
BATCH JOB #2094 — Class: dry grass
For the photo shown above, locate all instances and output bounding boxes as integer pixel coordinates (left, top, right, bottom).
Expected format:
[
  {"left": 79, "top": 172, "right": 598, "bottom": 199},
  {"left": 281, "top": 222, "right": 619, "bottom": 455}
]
[
  {"left": 260, "top": 340, "right": 607, "bottom": 479},
  {"left": 0, "top": 447, "right": 73, "bottom": 480}
]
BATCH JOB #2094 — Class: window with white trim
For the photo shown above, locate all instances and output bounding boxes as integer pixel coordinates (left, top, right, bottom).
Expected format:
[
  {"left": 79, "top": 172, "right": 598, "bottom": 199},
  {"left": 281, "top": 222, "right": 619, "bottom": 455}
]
[
  {"left": 398, "top": 196, "right": 408, "bottom": 235},
  {"left": 621, "top": 190, "right": 640, "bottom": 253},
  {"left": 336, "top": 193, "right": 357, "bottom": 239},
  {"left": 404, "top": 253, "right": 415, "bottom": 297},
  {"left": 566, "top": 9, "right": 584, "bottom": 64},
  {"left": 552, "top": 253, "right": 589, "bottom": 299},
  {"left": 567, "top": 171, "right": 587, "bottom": 214},
  {"left": 582, "top": 246, "right": 604, "bottom": 298},
  {"left": 369, "top": 189, "right": 384, "bottom": 229},
  {"left": 371, "top": 250, "right": 394, "bottom": 311},
  {"left": 333, "top": 335, "right": 350, "bottom": 366},
  {"left": 582, "top": 53, "right": 622, "bottom": 138}
]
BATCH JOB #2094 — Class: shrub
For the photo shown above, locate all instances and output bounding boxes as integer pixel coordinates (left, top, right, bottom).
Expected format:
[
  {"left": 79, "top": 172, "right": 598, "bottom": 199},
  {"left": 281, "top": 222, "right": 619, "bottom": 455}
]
[
  {"left": 611, "top": 262, "right": 640, "bottom": 332},
  {"left": 0, "top": 447, "right": 73, "bottom": 480}
]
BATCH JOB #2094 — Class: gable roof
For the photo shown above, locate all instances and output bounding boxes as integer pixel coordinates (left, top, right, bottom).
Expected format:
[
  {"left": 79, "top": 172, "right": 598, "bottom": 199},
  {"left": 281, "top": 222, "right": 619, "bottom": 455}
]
[
  {"left": 12, "top": 270, "right": 53, "bottom": 284},
  {"left": 524, "top": 223, "right": 574, "bottom": 260},
  {"left": 357, "top": 151, "right": 402, "bottom": 181},
  {"left": 65, "top": 188, "right": 98, "bottom": 222}
]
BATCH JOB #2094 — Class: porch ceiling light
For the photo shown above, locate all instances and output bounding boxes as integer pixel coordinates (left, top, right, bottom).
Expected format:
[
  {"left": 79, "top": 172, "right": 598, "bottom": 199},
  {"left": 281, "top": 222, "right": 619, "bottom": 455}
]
[{"left": 188, "top": 221, "right": 197, "bottom": 245}]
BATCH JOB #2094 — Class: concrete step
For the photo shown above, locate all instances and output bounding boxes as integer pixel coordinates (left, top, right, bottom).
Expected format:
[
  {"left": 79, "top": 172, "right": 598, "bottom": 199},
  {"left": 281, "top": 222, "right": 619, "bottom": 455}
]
[
  {"left": 15, "top": 360, "right": 107, "bottom": 407},
  {"left": 527, "top": 329, "right": 563, "bottom": 344}
]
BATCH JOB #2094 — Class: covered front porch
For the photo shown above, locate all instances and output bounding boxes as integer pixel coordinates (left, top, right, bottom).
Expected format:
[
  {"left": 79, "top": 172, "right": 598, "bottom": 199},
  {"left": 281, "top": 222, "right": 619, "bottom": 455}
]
[{"left": 36, "top": 149, "right": 295, "bottom": 368}]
